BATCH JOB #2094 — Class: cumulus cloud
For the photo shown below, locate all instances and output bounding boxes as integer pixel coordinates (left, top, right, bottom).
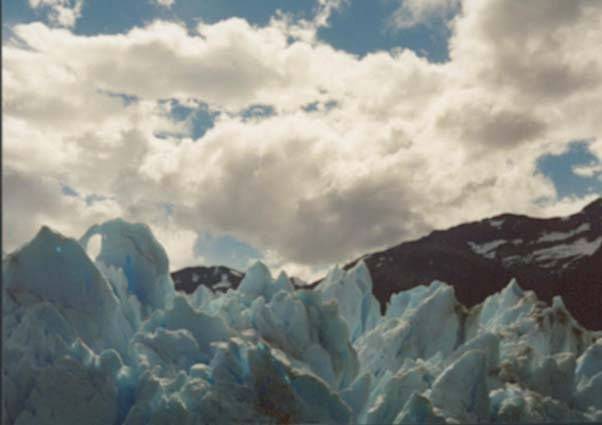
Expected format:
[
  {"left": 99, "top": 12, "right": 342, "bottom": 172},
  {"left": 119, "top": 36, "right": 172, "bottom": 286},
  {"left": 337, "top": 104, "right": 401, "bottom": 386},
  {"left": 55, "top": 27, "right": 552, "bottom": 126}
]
[
  {"left": 433, "top": 92, "right": 547, "bottom": 152},
  {"left": 2, "top": 167, "right": 123, "bottom": 252},
  {"left": 389, "top": 0, "right": 460, "bottom": 29},
  {"left": 449, "top": 0, "right": 602, "bottom": 101},
  {"left": 155, "top": 0, "right": 175, "bottom": 8},
  {"left": 314, "top": 0, "right": 348, "bottom": 27},
  {"left": 4, "top": 0, "right": 602, "bottom": 277},
  {"left": 573, "top": 163, "right": 602, "bottom": 178},
  {"left": 8, "top": 20, "right": 358, "bottom": 112},
  {"left": 28, "top": 0, "right": 83, "bottom": 28}
]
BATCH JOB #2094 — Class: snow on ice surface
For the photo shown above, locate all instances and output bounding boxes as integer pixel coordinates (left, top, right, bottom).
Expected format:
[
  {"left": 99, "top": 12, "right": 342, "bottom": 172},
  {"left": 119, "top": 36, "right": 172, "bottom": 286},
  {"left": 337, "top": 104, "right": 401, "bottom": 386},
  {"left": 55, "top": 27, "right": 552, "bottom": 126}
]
[{"left": 3, "top": 220, "right": 602, "bottom": 424}]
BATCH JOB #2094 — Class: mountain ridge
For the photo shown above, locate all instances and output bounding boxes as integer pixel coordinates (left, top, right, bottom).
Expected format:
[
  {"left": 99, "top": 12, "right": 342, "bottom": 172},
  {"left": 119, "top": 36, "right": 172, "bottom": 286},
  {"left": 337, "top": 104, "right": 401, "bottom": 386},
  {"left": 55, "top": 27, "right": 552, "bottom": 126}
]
[
  {"left": 340, "top": 197, "right": 602, "bottom": 330},
  {"left": 171, "top": 198, "right": 602, "bottom": 330}
]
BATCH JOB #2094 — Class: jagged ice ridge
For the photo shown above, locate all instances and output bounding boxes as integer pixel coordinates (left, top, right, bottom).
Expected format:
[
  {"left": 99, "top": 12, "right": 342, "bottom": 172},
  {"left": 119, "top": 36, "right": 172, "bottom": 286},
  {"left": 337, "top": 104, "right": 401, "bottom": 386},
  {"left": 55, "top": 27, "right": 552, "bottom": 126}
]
[{"left": 2, "top": 219, "right": 602, "bottom": 424}]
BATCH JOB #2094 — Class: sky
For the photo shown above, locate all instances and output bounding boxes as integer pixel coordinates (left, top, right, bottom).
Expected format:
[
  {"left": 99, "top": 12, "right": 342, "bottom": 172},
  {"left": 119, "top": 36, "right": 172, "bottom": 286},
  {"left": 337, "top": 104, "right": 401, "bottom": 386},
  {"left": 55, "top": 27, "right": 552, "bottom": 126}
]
[{"left": 3, "top": 0, "right": 602, "bottom": 279}]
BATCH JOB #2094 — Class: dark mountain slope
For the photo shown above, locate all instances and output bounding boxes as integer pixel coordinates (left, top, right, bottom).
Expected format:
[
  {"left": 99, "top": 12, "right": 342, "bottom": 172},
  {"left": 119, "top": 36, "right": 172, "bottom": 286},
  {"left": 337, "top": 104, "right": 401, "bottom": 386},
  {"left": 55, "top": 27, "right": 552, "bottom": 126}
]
[
  {"left": 172, "top": 265, "right": 314, "bottom": 294},
  {"left": 172, "top": 198, "right": 602, "bottom": 330},
  {"left": 172, "top": 265, "right": 244, "bottom": 294},
  {"left": 344, "top": 198, "right": 602, "bottom": 330}
]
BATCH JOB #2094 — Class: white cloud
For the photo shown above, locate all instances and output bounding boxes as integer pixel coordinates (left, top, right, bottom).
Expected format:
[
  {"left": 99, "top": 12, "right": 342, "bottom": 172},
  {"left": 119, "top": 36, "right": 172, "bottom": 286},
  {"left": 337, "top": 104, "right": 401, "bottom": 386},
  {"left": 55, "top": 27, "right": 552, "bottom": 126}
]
[
  {"left": 155, "top": 0, "right": 175, "bottom": 8},
  {"left": 28, "top": 0, "right": 83, "bottom": 28},
  {"left": 573, "top": 163, "right": 602, "bottom": 178},
  {"left": 389, "top": 0, "right": 460, "bottom": 29},
  {"left": 148, "top": 221, "right": 199, "bottom": 271},
  {"left": 314, "top": 0, "right": 348, "bottom": 28},
  {"left": 2, "top": 167, "right": 124, "bottom": 252},
  {"left": 9, "top": 20, "right": 358, "bottom": 112},
  {"left": 4, "top": 0, "right": 602, "bottom": 278},
  {"left": 269, "top": 0, "right": 348, "bottom": 44}
]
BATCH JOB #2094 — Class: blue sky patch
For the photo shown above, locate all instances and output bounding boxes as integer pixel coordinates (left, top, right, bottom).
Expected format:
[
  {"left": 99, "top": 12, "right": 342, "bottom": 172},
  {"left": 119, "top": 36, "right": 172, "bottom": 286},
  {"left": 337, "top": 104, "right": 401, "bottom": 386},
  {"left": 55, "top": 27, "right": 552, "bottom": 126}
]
[
  {"left": 99, "top": 90, "right": 139, "bottom": 107},
  {"left": 303, "top": 100, "right": 339, "bottom": 113},
  {"left": 85, "top": 193, "right": 110, "bottom": 206},
  {"left": 61, "top": 183, "right": 80, "bottom": 197},
  {"left": 70, "top": 0, "right": 315, "bottom": 35},
  {"left": 194, "top": 232, "right": 263, "bottom": 271},
  {"left": 168, "top": 101, "right": 218, "bottom": 139},
  {"left": 536, "top": 141, "right": 602, "bottom": 199},
  {"left": 2, "top": 1, "right": 37, "bottom": 38},
  {"left": 5, "top": 0, "right": 452, "bottom": 64},
  {"left": 240, "top": 104, "right": 276, "bottom": 121},
  {"left": 161, "top": 202, "right": 175, "bottom": 217},
  {"left": 317, "top": 1, "right": 453, "bottom": 62}
]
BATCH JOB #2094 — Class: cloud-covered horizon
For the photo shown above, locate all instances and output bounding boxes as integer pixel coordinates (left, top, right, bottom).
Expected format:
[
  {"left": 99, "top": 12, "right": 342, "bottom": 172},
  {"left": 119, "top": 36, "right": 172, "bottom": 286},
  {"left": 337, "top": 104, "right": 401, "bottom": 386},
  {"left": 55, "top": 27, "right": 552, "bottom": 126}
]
[{"left": 4, "top": 0, "right": 602, "bottom": 279}]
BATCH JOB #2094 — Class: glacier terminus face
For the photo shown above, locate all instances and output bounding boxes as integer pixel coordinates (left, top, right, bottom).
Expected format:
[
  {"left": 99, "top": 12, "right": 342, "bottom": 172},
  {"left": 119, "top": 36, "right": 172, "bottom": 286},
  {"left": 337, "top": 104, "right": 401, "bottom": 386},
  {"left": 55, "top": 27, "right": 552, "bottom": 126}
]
[{"left": 2, "top": 219, "right": 602, "bottom": 424}]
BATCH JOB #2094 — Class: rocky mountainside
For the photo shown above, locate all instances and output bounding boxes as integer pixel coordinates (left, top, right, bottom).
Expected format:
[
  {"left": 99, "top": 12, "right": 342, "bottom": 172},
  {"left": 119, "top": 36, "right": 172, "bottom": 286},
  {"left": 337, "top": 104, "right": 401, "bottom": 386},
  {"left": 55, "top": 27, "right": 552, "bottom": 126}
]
[
  {"left": 172, "top": 198, "right": 602, "bottom": 330},
  {"left": 172, "top": 265, "right": 245, "bottom": 294},
  {"left": 172, "top": 265, "right": 313, "bottom": 294},
  {"left": 344, "top": 198, "right": 602, "bottom": 330}
]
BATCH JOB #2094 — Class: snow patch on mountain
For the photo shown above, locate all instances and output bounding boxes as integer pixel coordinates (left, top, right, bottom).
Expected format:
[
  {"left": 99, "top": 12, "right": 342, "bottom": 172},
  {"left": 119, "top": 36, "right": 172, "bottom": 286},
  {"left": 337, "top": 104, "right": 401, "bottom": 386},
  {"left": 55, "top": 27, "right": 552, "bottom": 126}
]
[
  {"left": 529, "top": 237, "right": 602, "bottom": 268},
  {"left": 489, "top": 219, "right": 505, "bottom": 229},
  {"left": 468, "top": 240, "right": 507, "bottom": 259},
  {"left": 538, "top": 223, "right": 591, "bottom": 243}
]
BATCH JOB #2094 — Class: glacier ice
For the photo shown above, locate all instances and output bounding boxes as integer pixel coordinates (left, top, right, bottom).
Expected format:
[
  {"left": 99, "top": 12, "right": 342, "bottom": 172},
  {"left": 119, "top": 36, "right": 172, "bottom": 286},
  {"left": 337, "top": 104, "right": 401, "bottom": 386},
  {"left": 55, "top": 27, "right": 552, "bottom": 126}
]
[
  {"left": 2, "top": 219, "right": 602, "bottom": 424},
  {"left": 430, "top": 350, "right": 490, "bottom": 422},
  {"left": 79, "top": 219, "right": 175, "bottom": 314},
  {"left": 317, "top": 262, "right": 381, "bottom": 342},
  {"left": 3, "top": 226, "right": 134, "bottom": 355}
]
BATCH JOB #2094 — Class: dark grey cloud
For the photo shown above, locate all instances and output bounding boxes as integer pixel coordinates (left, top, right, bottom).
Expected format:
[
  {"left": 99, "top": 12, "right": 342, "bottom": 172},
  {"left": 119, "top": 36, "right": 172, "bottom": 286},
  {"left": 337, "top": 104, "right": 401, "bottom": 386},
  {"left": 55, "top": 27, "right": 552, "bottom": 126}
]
[
  {"left": 452, "top": 0, "right": 602, "bottom": 101},
  {"left": 173, "top": 140, "right": 430, "bottom": 265},
  {"left": 2, "top": 167, "right": 68, "bottom": 250},
  {"left": 287, "top": 174, "right": 431, "bottom": 264},
  {"left": 436, "top": 104, "right": 546, "bottom": 150}
]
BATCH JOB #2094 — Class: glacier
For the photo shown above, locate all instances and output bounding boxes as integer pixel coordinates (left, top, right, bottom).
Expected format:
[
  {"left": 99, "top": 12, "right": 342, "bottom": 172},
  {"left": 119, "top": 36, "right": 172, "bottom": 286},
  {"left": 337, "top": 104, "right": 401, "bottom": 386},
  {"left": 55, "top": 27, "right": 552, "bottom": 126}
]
[{"left": 2, "top": 219, "right": 602, "bottom": 424}]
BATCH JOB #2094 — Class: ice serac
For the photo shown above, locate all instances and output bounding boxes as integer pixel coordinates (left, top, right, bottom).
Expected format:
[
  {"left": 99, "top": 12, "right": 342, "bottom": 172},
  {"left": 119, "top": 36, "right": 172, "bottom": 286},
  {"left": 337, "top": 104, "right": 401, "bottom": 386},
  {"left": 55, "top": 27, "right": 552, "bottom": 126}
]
[
  {"left": 431, "top": 350, "right": 490, "bottom": 422},
  {"left": 79, "top": 218, "right": 174, "bottom": 314},
  {"left": 317, "top": 261, "right": 381, "bottom": 342},
  {"left": 142, "top": 295, "right": 233, "bottom": 364},
  {"left": 238, "top": 264, "right": 293, "bottom": 301},
  {"left": 361, "top": 367, "right": 430, "bottom": 425},
  {"left": 356, "top": 281, "right": 461, "bottom": 378},
  {"left": 479, "top": 280, "right": 597, "bottom": 371},
  {"left": 340, "top": 373, "right": 371, "bottom": 420},
  {"left": 527, "top": 352, "right": 576, "bottom": 403},
  {"left": 12, "top": 353, "right": 121, "bottom": 425},
  {"left": 4, "top": 219, "right": 602, "bottom": 424},
  {"left": 189, "top": 283, "right": 215, "bottom": 311},
  {"left": 123, "top": 334, "right": 353, "bottom": 425},
  {"left": 490, "top": 384, "right": 590, "bottom": 423},
  {"left": 2, "top": 226, "right": 132, "bottom": 353},
  {"left": 575, "top": 340, "right": 602, "bottom": 410},
  {"left": 476, "top": 278, "right": 529, "bottom": 332},
  {"left": 238, "top": 260, "right": 273, "bottom": 299},
  {"left": 210, "top": 264, "right": 360, "bottom": 389},
  {"left": 1, "top": 227, "right": 136, "bottom": 425},
  {"left": 576, "top": 340, "right": 602, "bottom": 384},
  {"left": 393, "top": 393, "right": 446, "bottom": 424}
]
